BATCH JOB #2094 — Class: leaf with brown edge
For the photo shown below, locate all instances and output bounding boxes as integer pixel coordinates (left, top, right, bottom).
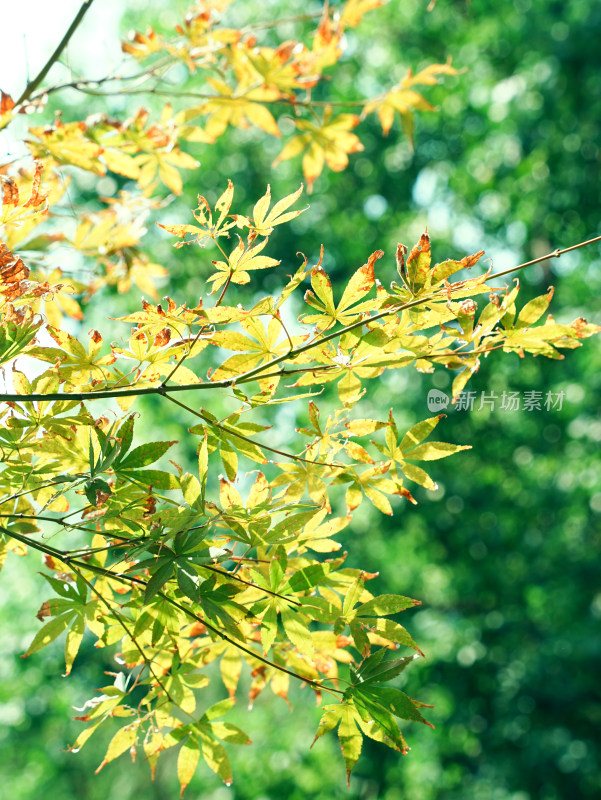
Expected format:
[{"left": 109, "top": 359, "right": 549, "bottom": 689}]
[
  {"left": 346, "top": 418, "right": 388, "bottom": 437},
  {"left": 0, "top": 176, "right": 18, "bottom": 207},
  {"left": 312, "top": 701, "right": 364, "bottom": 785},
  {"left": 0, "top": 241, "right": 29, "bottom": 300},
  {"left": 405, "top": 231, "right": 431, "bottom": 292},
  {"left": 430, "top": 249, "right": 486, "bottom": 287},
  {"left": 153, "top": 328, "right": 172, "bottom": 347},
  {"left": 369, "top": 618, "right": 425, "bottom": 656},
  {"left": 96, "top": 725, "right": 138, "bottom": 774},
  {"left": 338, "top": 250, "right": 381, "bottom": 309},
  {"left": 24, "top": 160, "right": 47, "bottom": 208},
  {"left": 355, "top": 594, "right": 420, "bottom": 617},
  {"left": 302, "top": 250, "right": 381, "bottom": 330}
]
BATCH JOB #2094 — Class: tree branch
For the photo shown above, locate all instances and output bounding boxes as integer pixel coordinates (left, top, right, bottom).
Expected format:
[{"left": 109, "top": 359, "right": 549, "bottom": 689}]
[
  {"left": 0, "top": 291, "right": 435, "bottom": 403},
  {"left": 70, "top": 563, "right": 176, "bottom": 705},
  {"left": 2, "top": 233, "right": 599, "bottom": 406},
  {"left": 16, "top": 0, "right": 97, "bottom": 107}
]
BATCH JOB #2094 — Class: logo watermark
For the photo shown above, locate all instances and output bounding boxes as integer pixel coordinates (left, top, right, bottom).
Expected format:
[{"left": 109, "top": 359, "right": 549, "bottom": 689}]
[
  {"left": 427, "top": 389, "right": 565, "bottom": 413},
  {"left": 427, "top": 389, "right": 450, "bottom": 412}
]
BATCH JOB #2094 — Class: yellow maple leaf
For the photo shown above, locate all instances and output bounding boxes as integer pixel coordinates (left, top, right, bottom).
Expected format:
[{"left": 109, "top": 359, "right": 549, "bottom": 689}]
[
  {"left": 233, "top": 184, "right": 306, "bottom": 237},
  {"left": 193, "top": 77, "right": 281, "bottom": 140},
  {"left": 363, "top": 60, "right": 459, "bottom": 143},
  {"left": 339, "top": 0, "right": 385, "bottom": 28},
  {"left": 273, "top": 109, "right": 363, "bottom": 192}
]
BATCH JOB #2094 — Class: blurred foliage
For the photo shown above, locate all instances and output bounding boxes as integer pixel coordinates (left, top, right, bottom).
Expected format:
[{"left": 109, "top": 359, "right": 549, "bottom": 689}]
[{"left": 1, "top": 0, "right": 600, "bottom": 798}]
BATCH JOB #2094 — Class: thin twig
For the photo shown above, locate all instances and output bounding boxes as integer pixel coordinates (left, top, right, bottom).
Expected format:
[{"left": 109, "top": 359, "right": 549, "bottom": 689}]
[
  {"left": 484, "top": 235, "right": 601, "bottom": 283},
  {"left": 215, "top": 271, "right": 234, "bottom": 307},
  {"left": 161, "top": 326, "right": 212, "bottom": 386},
  {"left": 163, "top": 392, "right": 344, "bottom": 467},
  {"left": 203, "top": 563, "right": 302, "bottom": 606},
  {"left": 0, "top": 512, "right": 98, "bottom": 535},
  {"left": 15, "top": 0, "right": 97, "bottom": 107},
  {"left": 85, "top": 85, "right": 369, "bottom": 109},
  {"left": 0, "top": 477, "right": 83, "bottom": 508}
]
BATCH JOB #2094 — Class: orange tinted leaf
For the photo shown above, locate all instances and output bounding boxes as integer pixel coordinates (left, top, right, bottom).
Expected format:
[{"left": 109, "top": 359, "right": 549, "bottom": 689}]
[
  {"left": 1, "top": 90, "right": 15, "bottom": 115},
  {"left": 339, "top": 250, "right": 380, "bottom": 309}
]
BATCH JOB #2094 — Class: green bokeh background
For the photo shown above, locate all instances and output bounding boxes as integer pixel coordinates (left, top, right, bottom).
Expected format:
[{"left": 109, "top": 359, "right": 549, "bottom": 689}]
[{"left": 1, "top": 1, "right": 600, "bottom": 798}]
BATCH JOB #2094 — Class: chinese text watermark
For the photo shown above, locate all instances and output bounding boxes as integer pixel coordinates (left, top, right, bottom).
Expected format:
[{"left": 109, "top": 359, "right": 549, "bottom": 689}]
[{"left": 427, "top": 389, "right": 565, "bottom": 413}]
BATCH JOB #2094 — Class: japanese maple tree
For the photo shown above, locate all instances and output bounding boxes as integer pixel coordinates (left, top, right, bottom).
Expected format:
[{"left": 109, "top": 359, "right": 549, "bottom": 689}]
[{"left": 0, "top": 0, "right": 599, "bottom": 792}]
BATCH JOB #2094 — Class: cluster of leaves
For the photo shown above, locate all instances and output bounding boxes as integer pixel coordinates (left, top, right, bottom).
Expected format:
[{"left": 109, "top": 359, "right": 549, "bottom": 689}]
[
  {"left": 0, "top": 0, "right": 599, "bottom": 793},
  {"left": 0, "top": 0, "right": 459, "bottom": 333},
  {"left": 1, "top": 0, "right": 457, "bottom": 192},
  {"left": 2, "top": 171, "right": 597, "bottom": 788}
]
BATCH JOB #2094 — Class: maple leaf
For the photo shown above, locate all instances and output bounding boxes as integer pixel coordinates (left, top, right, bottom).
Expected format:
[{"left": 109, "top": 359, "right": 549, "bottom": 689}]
[
  {"left": 0, "top": 90, "right": 16, "bottom": 129},
  {"left": 208, "top": 236, "right": 280, "bottom": 291},
  {"left": 210, "top": 315, "right": 307, "bottom": 392},
  {"left": 273, "top": 109, "right": 364, "bottom": 191},
  {"left": 0, "top": 161, "right": 65, "bottom": 250},
  {"left": 115, "top": 254, "right": 168, "bottom": 300},
  {"left": 0, "top": 241, "right": 69, "bottom": 313},
  {"left": 338, "top": 0, "right": 385, "bottom": 27},
  {"left": 372, "top": 413, "right": 470, "bottom": 491},
  {"left": 191, "top": 77, "right": 281, "bottom": 140},
  {"left": 27, "top": 120, "right": 105, "bottom": 173},
  {"left": 271, "top": 459, "right": 334, "bottom": 509},
  {"left": 229, "top": 40, "right": 307, "bottom": 95},
  {"left": 0, "top": 241, "right": 30, "bottom": 303},
  {"left": 121, "top": 27, "right": 167, "bottom": 60},
  {"left": 301, "top": 250, "right": 382, "bottom": 331},
  {"left": 28, "top": 109, "right": 200, "bottom": 196},
  {"left": 391, "top": 230, "right": 485, "bottom": 297},
  {"left": 134, "top": 146, "right": 199, "bottom": 196},
  {"left": 27, "top": 327, "right": 117, "bottom": 388},
  {"left": 233, "top": 184, "right": 306, "bottom": 237},
  {"left": 157, "top": 180, "right": 237, "bottom": 245},
  {"left": 363, "top": 61, "right": 459, "bottom": 144},
  {"left": 72, "top": 192, "right": 153, "bottom": 255},
  {"left": 292, "top": 5, "right": 344, "bottom": 79}
]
